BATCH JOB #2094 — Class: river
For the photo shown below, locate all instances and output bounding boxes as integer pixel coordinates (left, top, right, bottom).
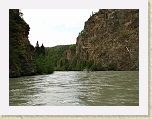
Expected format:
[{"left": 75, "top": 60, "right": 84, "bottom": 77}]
[{"left": 9, "top": 71, "right": 139, "bottom": 106}]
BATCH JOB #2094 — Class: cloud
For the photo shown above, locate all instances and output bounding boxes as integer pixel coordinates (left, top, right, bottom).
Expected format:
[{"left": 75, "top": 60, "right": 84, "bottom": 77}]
[{"left": 21, "top": 9, "right": 98, "bottom": 47}]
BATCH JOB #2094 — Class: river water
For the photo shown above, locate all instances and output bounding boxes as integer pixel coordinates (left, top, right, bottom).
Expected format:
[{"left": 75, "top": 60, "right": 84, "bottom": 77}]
[{"left": 9, "top": 71, "right": 139, "bottom": 106}]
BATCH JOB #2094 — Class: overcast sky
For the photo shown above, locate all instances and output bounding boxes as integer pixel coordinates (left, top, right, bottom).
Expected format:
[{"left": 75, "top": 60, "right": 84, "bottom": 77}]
[{"left": 21, "top": 9, "right": 98, "bottom": 47}]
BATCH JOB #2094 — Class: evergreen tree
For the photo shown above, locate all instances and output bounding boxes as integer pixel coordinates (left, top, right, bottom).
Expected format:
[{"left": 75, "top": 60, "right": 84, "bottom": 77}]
[
  {"left": 40, "top": 43, "right": 45, "bottom": 55},
  {"left": 36, "top": 41, "right": 39, "bottom": 47},
  {"left": 35, "top": 41, "right": 40, "bottom": 54},
  {"left": 34, "top": 42, "right": 54, "bottom": 74}
]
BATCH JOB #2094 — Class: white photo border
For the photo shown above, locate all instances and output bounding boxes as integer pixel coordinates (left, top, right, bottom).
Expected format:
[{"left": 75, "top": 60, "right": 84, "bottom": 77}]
[{"left": 0, "top": 0, "right": 148, "bottom": 115}]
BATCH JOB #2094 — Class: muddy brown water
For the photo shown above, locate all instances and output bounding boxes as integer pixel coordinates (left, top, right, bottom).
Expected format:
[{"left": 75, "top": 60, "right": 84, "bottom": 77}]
[{"left": 9, "top": 71, "right": 139, "bottom": 106}]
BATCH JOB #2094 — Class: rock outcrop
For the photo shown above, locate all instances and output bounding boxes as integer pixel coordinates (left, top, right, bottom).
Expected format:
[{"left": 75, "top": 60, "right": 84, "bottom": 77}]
[
  {"left": 9, "top": 9, "right": 36, "bottom": 77},
  {"left": 76, "top": 9, "right": 139, "bottom": 70}
]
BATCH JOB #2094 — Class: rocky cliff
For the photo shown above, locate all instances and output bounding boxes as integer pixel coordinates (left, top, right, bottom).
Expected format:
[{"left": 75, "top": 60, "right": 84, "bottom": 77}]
[
  {"left": 9, "top": 9, "right": 36, "bottom": 77},
  {"left": 76, "top": 9, "right": 139, "bottom": 71}
]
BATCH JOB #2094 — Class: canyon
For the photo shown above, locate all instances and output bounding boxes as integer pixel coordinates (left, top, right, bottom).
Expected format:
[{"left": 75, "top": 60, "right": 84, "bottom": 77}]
[{"left": 9, "top": 9, "right": 139, "bottom": 77}]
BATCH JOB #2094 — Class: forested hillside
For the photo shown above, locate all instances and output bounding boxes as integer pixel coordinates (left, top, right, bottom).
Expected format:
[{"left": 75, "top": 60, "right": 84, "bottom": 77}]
[
  {"left": 42, "top": 44, "right": 98, "bottom": 71},
  {"left": 46, "top": 44, "right": 78, "bottom": 71}
]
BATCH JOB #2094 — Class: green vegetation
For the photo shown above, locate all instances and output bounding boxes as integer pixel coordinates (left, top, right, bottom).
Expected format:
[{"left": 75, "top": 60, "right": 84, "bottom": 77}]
[
  {"left": 78, "top": 29, "right": 84, "bottom": 36},
  {"left": 44, "top": 44, "right": 82, "bottom": 71},
  {"left": 44, "top": 44, "right": 114, "bottom": 71},
  {"left": 46, "top": 44, "right": 77, "bottom": 71},
  {"left": 34, "top": 41, "right": 54, "bottom": 74},
  {"left": 108, "top": 64, "right": 116, "bottom": 71}
]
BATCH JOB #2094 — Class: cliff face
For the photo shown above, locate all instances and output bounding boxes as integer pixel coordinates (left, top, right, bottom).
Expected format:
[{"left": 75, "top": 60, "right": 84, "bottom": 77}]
[
  {"left": 76, "top": 9, "right": 139, "bottom": 70},
  {"left": 9, "top": 9, "right": 36, "bottom": 77},
  {"left": 17, "top": 32, "right": 36, "bottom": 76},
  {"left": 63, "top": 45, "right": 76, "bottom": 61}
]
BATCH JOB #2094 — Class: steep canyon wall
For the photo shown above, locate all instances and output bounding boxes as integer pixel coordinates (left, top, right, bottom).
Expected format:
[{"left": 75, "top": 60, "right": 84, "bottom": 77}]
[
  {"left": 9, "top": 9, "right": 36, "bottom": 77},
  {"left": 76, "top": 9, "right": 139, "bottom": 70}
]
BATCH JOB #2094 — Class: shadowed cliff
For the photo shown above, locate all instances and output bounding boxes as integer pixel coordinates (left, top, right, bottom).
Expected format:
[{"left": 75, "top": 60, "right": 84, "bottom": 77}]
[{"left": 9, "top": 9, "right": 36, "bottom": 77}]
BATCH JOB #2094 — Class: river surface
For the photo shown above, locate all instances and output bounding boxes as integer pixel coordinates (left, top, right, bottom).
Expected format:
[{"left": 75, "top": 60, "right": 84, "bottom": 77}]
[{"left": 9, "top": 71, "right": 139, "bottom": 106}]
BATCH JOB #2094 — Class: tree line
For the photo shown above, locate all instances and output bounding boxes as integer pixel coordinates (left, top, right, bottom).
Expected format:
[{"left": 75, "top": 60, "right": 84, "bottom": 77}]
[
  {"left": 34, "top": 41, "right": 54, "bottom": 74},
  {"left": 34, "top": 42, "right": 116, "bottom": 72}
]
